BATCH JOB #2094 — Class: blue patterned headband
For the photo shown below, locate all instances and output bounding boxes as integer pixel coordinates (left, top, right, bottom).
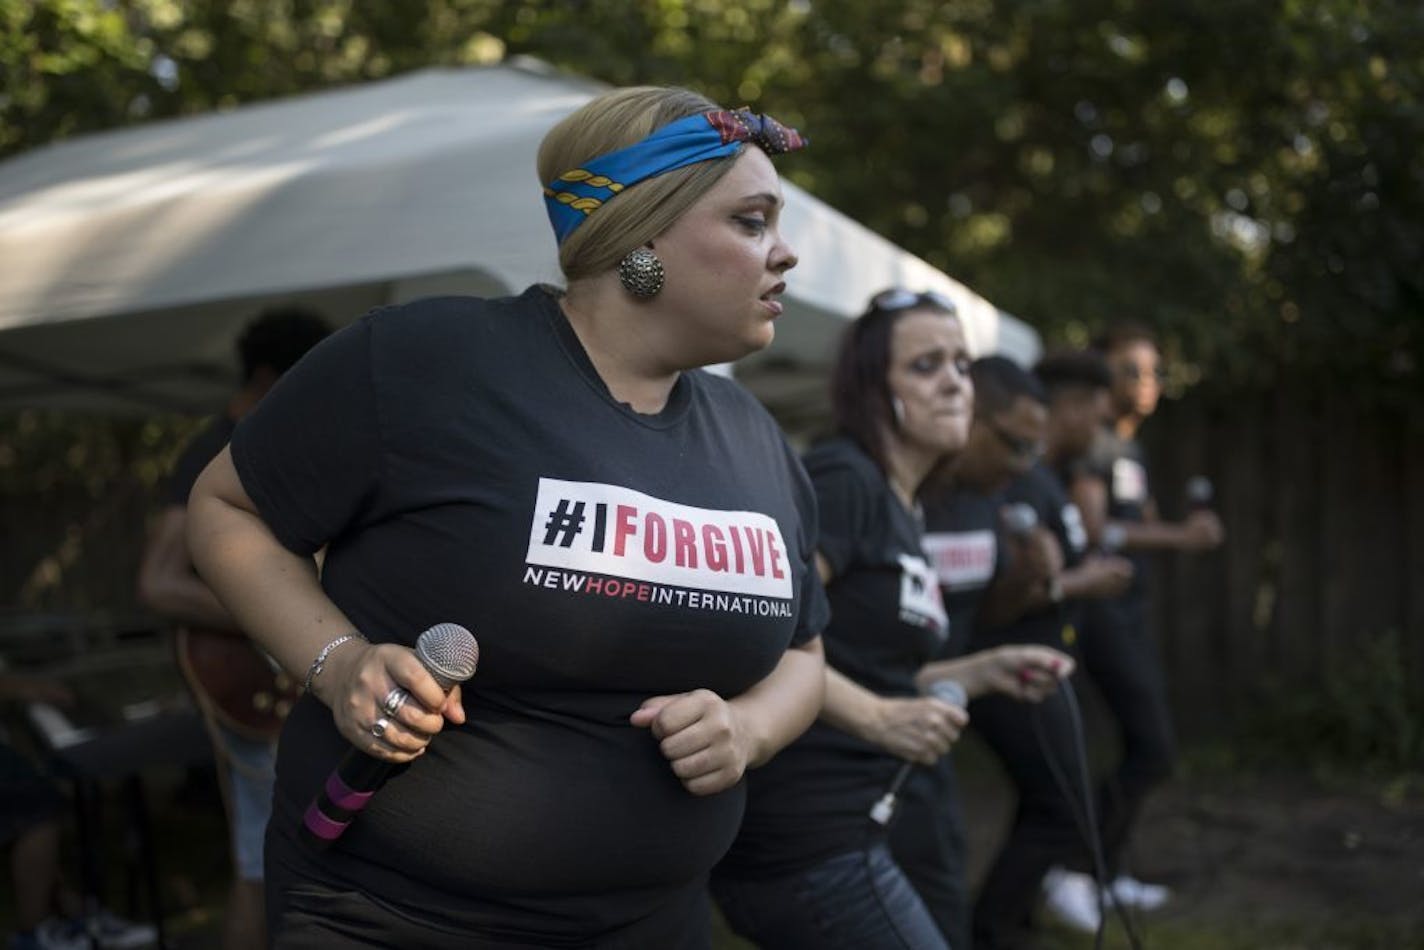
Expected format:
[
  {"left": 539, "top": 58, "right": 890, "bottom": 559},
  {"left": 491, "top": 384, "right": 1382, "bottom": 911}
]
[{"left": 543, "top": 108, "right": 808, "bottom": 245}]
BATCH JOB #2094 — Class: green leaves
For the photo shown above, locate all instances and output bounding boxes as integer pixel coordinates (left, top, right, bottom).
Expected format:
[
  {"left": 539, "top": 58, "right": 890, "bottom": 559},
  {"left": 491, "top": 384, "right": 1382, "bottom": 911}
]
[{"left": 2, "top": 0, "right": 1419, "bottom": 397}]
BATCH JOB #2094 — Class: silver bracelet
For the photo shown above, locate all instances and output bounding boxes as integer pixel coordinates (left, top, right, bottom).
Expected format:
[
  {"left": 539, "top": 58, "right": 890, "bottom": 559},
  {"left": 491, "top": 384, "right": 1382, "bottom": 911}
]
[{"left": 303, "top": 633, "right": 367, "bottom": 692}]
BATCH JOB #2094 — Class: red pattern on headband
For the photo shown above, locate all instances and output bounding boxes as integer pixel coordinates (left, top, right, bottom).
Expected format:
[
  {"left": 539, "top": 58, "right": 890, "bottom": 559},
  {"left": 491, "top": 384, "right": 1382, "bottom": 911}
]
[{"left": 704, "top": 109, "right": 808, "bottom": 154}]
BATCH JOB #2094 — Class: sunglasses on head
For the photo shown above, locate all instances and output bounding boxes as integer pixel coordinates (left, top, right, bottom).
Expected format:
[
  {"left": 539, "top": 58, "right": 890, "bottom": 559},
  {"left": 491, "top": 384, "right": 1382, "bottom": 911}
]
[{"left": 869, "top": 288, "right": 959, "bottom": 316}]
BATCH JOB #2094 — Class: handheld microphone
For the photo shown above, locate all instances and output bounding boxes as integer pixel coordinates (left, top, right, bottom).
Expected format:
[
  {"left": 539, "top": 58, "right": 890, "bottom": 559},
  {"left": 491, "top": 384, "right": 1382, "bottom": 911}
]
[
  {"left": 869, "top": 679, "right": 966, "bottom": 826},
  {"left": 1003, "top": 501, "right": 1064, "bottom": 605},
  {"left": 302, "top": 623, "right": 479, "bottom": 847},
  {"left": 1185, "top": 476, "right": 1214, "bottom": 512},
  {"left": 1001, "top": 502, "right": 1039, "bottom": 538}
]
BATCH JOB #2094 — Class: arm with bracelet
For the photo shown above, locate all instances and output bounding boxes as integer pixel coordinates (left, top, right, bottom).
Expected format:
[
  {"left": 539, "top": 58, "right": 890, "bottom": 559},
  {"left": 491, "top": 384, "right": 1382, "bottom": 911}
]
[{"left": 188, "top": 447, "right": 466, "bottom": 766}]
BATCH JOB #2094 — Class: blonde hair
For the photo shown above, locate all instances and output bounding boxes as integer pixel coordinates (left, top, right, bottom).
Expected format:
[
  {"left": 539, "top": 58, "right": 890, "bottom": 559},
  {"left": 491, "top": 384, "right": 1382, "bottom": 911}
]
[{"left": 537, "top": 86, "right": 741, "bottom": 281}]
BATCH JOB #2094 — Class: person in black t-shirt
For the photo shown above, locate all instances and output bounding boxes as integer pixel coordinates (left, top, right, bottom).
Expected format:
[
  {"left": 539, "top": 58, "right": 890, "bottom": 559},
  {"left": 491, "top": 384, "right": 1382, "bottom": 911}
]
[
  {"left": 1035, "top": 349, "right": 1138, "bottom": 614},
  {"left": 1039, "top": 326, "right": 1224, "bottom": 926},
  {"left": 962, "top": 354, "right": 1137, "bottom": 947},
  {"left": 907, "top": 354, "right": 1120, "bottom": 950},
  {"left": 184, "top": 86, "right": 829, "bottom": 948},
  {"left": 138, "top": 306, "right": 329, "bottom": 950},
  {"left": 920, "top": 476, "right": 1004, "bottom": 659},
  {"left": 714, "top": 292, "right": 1070, "bottom": 950}
]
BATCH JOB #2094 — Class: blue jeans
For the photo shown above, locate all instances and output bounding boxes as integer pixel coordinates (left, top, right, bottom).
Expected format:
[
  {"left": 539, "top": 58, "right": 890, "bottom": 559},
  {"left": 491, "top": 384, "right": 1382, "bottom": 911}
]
[
  {"left": 712, "top": 844, "right": 950, "bottom": 950},
  {"left": 209, "top": 720, "right": 276, "bottom": 882},
  {"left": 890, "top": 756, "right": 970, "bottom": 950}
]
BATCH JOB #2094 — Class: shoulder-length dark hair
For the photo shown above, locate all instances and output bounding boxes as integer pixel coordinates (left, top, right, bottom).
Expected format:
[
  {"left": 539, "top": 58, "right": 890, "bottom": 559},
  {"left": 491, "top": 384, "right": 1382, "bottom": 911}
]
[{"left": 829, "top": 294, "right": 958, "bottom": 473}]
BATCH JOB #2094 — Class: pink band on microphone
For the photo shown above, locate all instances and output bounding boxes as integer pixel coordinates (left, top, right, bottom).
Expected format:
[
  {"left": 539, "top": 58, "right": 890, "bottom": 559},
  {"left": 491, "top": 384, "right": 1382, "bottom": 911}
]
[
  {"left": 303, "top": 804, "right": 350, "bottom": 841},
  {"left": 325, "top": 771, "right": 376, "bottom": 811}
]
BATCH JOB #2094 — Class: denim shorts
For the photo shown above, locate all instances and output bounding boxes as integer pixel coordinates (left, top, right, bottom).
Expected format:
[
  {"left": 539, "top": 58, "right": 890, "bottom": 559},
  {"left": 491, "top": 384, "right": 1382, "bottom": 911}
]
[
  {"left": 0, "top": 741, "right": 63, "bottom": 845},
  {"left": 211, "top": 721, "right": 276, "bottom": 882}
]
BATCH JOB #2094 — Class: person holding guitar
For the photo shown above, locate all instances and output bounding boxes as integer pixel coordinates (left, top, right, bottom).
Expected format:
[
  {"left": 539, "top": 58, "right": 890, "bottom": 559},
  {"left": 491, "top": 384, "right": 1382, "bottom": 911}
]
[{"left": 138, "top": 307, "right": 329, "bottom": 950}]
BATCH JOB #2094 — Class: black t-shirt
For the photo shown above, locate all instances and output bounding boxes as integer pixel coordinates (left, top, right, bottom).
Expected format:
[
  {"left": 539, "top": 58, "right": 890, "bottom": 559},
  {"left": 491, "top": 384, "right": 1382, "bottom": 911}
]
[
  {"left": 165, "top": 415, "right": 235, "bottom": 507},
  {"left": 971, "top": 462, "right": 1088, "bottom": 651},
  {"left": 921, "top": 483, "right": 1003, "bottom": 658},
  {"left": 1080, "top": 428, "right": 1150, "bottom": 606},
  {"left": 718, "top": 436, "right": 948, "bottom": 877},
  {"left": 230, "top": 287, "right": 829, "bottom": 940}
]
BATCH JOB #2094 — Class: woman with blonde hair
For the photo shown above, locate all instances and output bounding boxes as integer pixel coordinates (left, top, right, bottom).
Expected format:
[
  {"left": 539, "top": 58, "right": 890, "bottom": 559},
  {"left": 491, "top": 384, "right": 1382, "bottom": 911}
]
[{"left": 186, "top": 85, "right": 828, "bottom": 948}]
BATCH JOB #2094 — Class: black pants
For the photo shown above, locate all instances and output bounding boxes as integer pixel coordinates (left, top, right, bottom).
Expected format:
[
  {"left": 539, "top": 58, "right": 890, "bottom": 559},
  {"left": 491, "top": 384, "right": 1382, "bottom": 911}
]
[
  {"left": 969, "top": 688, "right": 1089, "bottom": 950},
  {"left": 890, "top": 754, "right": 970, "bottom": 949},
  {"left": 1077, "top": 598, "right": 1176, "bottom": 876},
  {"left": 269, "top": 878, "right": 711, "bottom": 950},
  {"left": 266, "top": 820, "right": 711, "bottom": 949}
]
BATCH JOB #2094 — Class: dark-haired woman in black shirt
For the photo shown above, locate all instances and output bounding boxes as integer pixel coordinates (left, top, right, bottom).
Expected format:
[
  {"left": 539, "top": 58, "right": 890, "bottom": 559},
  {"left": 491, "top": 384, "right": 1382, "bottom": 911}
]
[{"left": 714, "top": 291, "right": 1070, "bottom": 949}]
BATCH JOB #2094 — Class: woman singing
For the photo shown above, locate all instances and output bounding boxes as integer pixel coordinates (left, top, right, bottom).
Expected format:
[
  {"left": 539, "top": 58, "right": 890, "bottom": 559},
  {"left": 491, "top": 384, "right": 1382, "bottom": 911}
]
[{"left": 186, "top": 86, "right": 828, "bottom": 948}]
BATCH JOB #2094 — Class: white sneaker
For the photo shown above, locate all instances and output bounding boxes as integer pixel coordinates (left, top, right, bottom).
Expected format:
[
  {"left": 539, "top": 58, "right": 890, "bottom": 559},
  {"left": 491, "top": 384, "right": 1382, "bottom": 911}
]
[
  {"left": 1041, "top": 867, "right": 1104, "bottom": 932},
  {"left": 29, "top": 918, "right": 91, "bottom": 950},
  {"left": 85, "top": 910, "right": 158, "bottom": 950},
  {"left": 1110, "top": 874, "right": 1171, "bottom": 910}
]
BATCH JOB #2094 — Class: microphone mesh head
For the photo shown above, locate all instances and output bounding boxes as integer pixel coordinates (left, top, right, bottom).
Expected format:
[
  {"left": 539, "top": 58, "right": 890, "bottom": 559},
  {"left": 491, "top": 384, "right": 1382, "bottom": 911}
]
[
  {"left": 1002, "top": 503, "right": 1038, "bottom": 537},
  {"left": 929, "top": 678, "right": 967, "bottom": 708},
  {"left": 1186, "top": 476, "right": 1214, "bottom": 505},
  {"left": 415, "top": 623, "right": 479, "bottom": 689}
]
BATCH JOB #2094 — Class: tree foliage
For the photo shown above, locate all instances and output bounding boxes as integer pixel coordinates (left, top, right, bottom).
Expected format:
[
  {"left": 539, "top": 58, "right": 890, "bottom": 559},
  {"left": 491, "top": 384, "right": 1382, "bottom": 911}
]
[{"left": 2, "top": 0, "right": 1420, "bottom": 402}]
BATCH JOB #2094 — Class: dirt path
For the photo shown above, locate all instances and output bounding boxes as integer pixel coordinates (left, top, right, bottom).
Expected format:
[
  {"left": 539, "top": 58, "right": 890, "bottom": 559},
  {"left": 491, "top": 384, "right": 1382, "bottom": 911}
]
[{"left": 958, "top": 739, "right": 1424, "bottom": 948}]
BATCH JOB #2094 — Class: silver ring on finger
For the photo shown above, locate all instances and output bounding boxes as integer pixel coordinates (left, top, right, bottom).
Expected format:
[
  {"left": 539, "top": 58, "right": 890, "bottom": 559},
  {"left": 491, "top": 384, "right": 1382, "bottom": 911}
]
[
  {"left": 380, "top": 686, "right": 409, "bottom": 718},
  {"left": 371, "top": 716, "right": 391, "bottom": 739}
]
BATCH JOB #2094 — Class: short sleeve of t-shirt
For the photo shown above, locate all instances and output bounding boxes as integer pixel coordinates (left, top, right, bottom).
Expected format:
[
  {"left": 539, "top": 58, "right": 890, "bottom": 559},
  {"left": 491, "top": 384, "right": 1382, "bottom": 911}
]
[
  {"left": 1003, "top": 464, "right": 1084, "bottom": 569},
  {"left": 229, "top": 315, "right": 384, "bottom": 556},
  {"left": 783, "top": 442, "right": 831, "bottom": 646},
  {"left": 164, "top": 416, "right": 235, "bottom": 508},
  {"left": 1083, "top": 428, "right": 1117, "bottom": 481},
  {"left": 802, "top": 440, "right": 878, "bottom": 578}
]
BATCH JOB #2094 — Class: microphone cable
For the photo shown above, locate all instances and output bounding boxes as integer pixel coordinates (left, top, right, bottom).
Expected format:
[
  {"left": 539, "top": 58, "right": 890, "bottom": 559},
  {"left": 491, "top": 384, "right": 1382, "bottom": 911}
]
[
  {"left": 858, "top": 680, "right": 969, "bottom": 938},
  {"left": 1030, "top": 677, "right": 1144, "bottom": 950}
]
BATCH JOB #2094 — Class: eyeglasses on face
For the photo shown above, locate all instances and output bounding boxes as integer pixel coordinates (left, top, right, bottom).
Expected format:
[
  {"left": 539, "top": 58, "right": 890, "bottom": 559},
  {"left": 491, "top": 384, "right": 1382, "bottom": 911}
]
[
  {"left": 987, "top": 421, "right": 1044, "bottom": 461},
  {"left": 869, "top": 288, "right": 959, "bottom": 317},
  {"left": 1113, "top": 362, "right": 1166, "bottom": 383}
]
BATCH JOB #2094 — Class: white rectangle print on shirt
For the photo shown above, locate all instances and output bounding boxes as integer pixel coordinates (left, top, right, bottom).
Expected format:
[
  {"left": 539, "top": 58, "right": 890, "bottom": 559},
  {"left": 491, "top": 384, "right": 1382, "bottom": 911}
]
[
  {"left": 921, "top": 530, "right": 997, "bottom": 593},
  {"left": 526, "top": 478, "right": 794, "bottom": 600},
  {"left": 1112, "top": 457, "right": 1148, "bottom": 504}
]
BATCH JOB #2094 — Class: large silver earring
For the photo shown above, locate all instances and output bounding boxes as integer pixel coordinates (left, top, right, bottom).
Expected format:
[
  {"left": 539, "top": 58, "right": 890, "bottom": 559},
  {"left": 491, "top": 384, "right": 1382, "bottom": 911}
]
[
  {"left": 892, "top": 396, "right": 907, "bottom": 427},
  {"left": 618, "top": 247, "right": 665, "bottom": 298}
]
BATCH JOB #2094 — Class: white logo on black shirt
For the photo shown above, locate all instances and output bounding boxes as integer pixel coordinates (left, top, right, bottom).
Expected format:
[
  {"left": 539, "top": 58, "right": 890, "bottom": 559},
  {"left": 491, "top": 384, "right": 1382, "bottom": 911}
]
[
  {"left": 921, "top": 530, "right": 997, "bottom": 593},
  {"left": 897, "top": 553, "right": 949, "bottom": 635},
  {"left": 1062, "top": 504, "right": 1088, "bottom": 555},
  {"left": 1113, "top": 457, "right": 1148, "bottom": 504},
  {"left": 525, "top": 478, "right": 794, "bottom": 600}
]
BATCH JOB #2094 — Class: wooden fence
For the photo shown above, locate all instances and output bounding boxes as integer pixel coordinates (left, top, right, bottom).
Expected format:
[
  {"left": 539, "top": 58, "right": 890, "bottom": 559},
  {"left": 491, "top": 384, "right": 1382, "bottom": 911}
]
[
  {"left": 3, "top": 389, "right": 1422, "bottom": 741},
  {"left": 1140, "top": 387, "right": 1424, "bottom": 738}
]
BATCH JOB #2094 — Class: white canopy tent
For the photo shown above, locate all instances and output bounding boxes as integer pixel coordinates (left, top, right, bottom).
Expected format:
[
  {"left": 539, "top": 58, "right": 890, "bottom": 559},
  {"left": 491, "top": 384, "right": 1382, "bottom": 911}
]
[{"left": 0, "top": 58, "right": 1038, "bottom": 426}]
